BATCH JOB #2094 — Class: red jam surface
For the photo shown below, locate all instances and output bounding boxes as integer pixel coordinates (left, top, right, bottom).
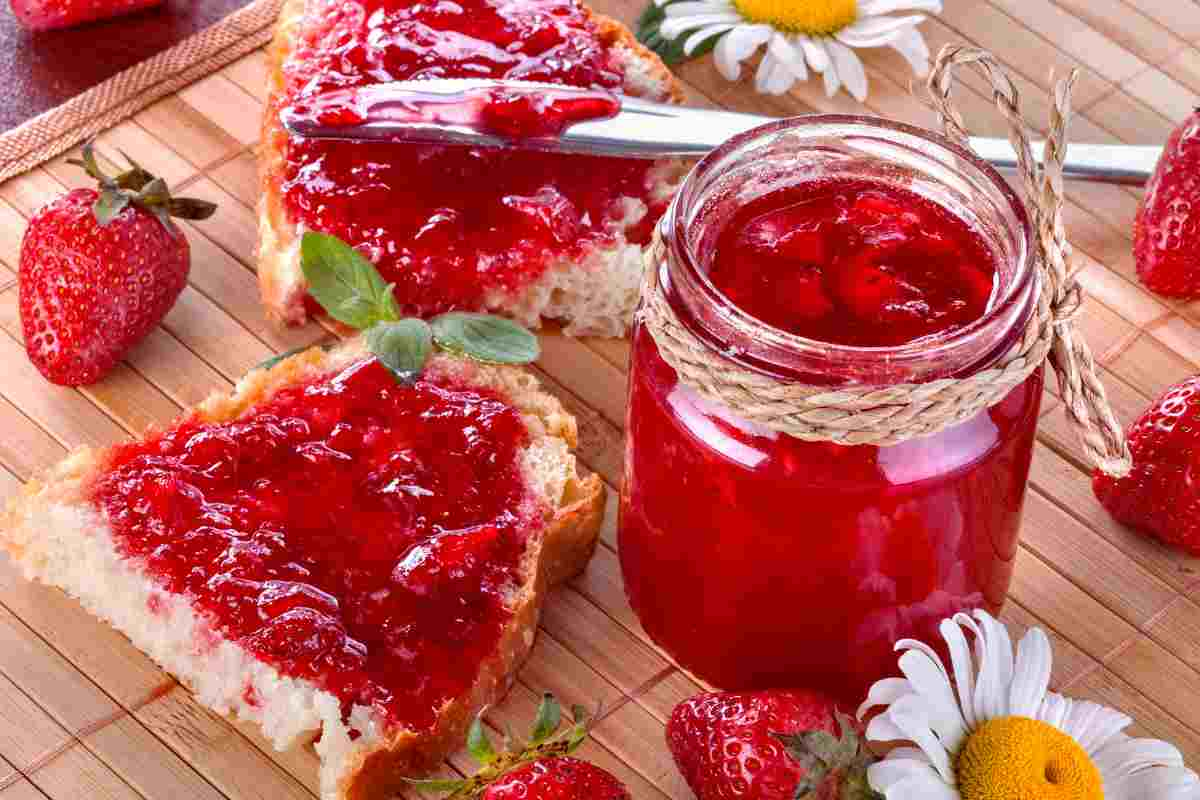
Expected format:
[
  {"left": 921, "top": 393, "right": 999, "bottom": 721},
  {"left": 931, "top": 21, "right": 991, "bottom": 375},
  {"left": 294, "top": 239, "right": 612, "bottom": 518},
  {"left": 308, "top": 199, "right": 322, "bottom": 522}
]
[
  {"left": 620, "top": 180, "right": 1041, "bottom": 704},
  {"left": 708, "top": 180, "right": 998, "bottom": 347},
  {"left": 92, "top": 358, "right": 539, "bottom": 729},
  {"left": 276, "top": 0, "right": 664, "bottom": 317},
  {"left": 291, "top": 85, "right": 621, "bottom": 139}
]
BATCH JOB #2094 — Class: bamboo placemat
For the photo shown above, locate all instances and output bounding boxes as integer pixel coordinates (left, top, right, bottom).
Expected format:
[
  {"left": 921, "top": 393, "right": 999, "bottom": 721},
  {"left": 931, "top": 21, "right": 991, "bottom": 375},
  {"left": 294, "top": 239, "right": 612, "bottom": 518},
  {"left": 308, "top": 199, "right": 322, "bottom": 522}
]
[{"left": 1, "top": 0, "right": 1200, "bottom": 797}]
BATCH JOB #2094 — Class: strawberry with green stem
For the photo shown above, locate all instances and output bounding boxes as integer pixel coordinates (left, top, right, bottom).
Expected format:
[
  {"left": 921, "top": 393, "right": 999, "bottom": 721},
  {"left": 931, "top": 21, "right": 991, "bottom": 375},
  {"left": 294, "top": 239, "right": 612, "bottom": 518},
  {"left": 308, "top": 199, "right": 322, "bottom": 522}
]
[
  {"left": 667, "top": 689, "right": 883, "bottom": 800},
  {"left": 18, "top": 141, "right": 216, "bottom": 386},
  {"left": 412, "top": 693, "right": 629, "bottom": 799}
]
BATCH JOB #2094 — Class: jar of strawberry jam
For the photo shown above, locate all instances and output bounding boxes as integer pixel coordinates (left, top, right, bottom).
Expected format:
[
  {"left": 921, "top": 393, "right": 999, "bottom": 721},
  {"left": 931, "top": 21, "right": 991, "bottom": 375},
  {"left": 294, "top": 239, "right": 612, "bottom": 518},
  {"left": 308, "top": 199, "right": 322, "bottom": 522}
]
[{"left": 620, "top": 116, "right": 1042, "bottom": 705}]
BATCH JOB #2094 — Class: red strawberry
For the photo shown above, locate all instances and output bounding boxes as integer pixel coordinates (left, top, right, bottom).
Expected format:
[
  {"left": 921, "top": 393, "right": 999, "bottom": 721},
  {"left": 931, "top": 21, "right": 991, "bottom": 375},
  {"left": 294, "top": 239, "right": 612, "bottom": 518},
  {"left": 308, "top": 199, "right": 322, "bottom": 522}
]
[
  {"left": 1135, "top": 110, "right": 1200, "bottom": 297},
  {"left": 11, "top": 0, "right": 162, "bottom": 31},
  {"left": 418, "top": 694, "right": 629, "bottom": 799},
  {"left": 667, "top": 689, "right": 877, "bottom": 800},
  {"left": 19, "top": 142, "right": 215, "bottom": 386},
  {"left": 482, "top": 758, "right": 627, "bottom": 799},
  {"left": 1094, "top": 375, "right": 1200, "bottom": 555}
]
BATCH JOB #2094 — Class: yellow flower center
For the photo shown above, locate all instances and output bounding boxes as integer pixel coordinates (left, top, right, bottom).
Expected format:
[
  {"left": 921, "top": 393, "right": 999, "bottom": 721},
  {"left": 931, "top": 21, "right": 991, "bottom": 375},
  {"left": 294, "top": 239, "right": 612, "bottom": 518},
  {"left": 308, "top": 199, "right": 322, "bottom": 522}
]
[
  {"left": 732, "top": 0, "right": 857, "bottom": 35},
  {"left": 956, "top": 717, "right": 1104, "bottom": 800}
]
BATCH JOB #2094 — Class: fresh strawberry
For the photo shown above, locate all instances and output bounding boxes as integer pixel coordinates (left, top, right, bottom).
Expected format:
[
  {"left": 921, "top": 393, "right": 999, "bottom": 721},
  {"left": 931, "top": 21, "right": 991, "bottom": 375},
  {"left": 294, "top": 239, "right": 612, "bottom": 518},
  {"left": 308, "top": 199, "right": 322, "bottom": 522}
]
[
  {"left": 418, "top": 693, "right": 629, "bottom": 799},
  {"left": 1134, "top": 110, "right": 1200, "bottom": 297},
  {"left": 667, "top": 689, "right": 878, "bottom": 800},
  {"left": 11, "top": 0, "right": 162, "bottom": 31},
  {"left": 19, "top": 142, "right": 215, "bottom": 386},
  {"left": 481, "top": 758, "right": 628, "bottom": 799},
  {"left": 1094, "top": 375, "right": 1200, "bottom": 555}
]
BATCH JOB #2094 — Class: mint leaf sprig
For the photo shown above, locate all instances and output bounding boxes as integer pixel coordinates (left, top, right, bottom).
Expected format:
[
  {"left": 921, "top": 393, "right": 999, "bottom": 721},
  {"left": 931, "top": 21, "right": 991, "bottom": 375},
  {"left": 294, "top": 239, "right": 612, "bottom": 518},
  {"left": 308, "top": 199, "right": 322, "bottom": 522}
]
[{"left": 297, "top": 231, "right": 539, "bottom": 384}]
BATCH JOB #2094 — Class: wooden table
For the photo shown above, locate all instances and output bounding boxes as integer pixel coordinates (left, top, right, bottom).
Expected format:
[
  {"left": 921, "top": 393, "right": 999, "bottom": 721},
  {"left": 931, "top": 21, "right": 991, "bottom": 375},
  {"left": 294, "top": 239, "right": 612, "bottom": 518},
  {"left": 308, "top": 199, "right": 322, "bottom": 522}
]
[{"left": 1, "top": 1, "right": 1200, "bottom": 797}]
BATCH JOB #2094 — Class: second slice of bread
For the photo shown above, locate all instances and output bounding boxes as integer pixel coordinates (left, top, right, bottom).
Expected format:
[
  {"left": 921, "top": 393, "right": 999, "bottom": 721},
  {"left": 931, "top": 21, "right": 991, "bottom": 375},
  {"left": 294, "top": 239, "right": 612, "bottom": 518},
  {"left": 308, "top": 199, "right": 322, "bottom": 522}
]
[{"left": 1, "top": 340, "right": 605, "bottom": 800}]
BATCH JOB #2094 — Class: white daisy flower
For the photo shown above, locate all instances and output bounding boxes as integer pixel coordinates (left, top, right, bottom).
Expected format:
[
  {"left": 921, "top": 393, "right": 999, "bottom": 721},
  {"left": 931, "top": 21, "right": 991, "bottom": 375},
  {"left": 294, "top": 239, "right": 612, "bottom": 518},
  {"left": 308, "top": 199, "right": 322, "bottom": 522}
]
[
  {"left": 859, "top": 610, "right": 1200, "bottom": 799},
  {"left": 652, "top": 0, "right": 941, "bottom": 100}
]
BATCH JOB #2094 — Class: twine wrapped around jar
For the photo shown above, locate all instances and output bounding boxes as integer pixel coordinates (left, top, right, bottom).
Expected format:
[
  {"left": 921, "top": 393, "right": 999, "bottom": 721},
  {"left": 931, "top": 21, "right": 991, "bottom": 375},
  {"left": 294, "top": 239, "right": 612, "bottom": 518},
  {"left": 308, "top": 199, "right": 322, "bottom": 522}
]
[{"left": 638, "top": 45, "right": 1132, "bottom": 478}]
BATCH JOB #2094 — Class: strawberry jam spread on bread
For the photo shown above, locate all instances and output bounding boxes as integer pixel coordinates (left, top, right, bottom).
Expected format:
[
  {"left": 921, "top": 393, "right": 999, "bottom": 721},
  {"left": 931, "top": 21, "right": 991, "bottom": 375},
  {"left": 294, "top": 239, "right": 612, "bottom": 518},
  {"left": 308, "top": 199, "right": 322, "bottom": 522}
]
[
  {"left": 92, "top": 356, "right": 537, "bottom": 728},
  {"left": 267, "top": 0, "right": 672, "bottom": 321}
]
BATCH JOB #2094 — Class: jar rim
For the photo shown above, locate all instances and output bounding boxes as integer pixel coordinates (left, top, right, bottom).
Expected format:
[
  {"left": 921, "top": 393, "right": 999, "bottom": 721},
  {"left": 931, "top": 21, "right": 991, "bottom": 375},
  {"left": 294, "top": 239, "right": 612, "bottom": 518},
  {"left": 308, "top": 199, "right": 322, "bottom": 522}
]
[{"left": 662, "top": 113, "right": 1038, "bottom": 383}]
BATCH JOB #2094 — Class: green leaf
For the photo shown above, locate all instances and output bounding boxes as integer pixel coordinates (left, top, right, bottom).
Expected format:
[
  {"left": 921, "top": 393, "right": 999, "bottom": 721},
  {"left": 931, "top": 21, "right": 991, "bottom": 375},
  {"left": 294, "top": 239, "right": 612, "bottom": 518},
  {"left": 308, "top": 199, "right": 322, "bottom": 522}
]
[
  {"left": 466, "top": 715, "right": 499, "bottom": 765},
  {"left": 93, "top": 190, "right": 131, "bottom": 226},
  {"left": 430, "top": 313, "right": 539, "bottom": 365},
  {"left": 301, "top": 232, "right": 401, "bottom": 329},
  {"left": 529, "top": 694, "right": 562, "bottom": 745},
  {"left": 365, "top": 319, "right": 433, "bottom": 385},
  {"left": 635, "top": 0, "right": 719, "bottom": 66}
]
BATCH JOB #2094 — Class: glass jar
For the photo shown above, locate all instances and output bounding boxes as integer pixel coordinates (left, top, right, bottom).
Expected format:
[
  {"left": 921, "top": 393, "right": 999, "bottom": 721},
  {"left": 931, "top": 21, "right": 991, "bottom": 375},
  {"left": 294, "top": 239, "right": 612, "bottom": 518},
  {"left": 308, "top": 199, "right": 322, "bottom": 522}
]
[{"left": 619, "top": 116, "right": 1042, "bottom": 705}]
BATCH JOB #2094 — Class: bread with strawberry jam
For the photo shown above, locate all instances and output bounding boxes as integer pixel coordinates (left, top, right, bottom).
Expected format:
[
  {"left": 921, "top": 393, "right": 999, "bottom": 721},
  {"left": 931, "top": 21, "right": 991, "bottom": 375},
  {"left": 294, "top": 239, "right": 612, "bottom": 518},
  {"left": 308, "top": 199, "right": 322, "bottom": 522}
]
[
  {"left": 258, "top": 0, "right": 687, "bottom": 337},
  {"left": 1, "top": 338, "right": 604, "bottom": 800}
]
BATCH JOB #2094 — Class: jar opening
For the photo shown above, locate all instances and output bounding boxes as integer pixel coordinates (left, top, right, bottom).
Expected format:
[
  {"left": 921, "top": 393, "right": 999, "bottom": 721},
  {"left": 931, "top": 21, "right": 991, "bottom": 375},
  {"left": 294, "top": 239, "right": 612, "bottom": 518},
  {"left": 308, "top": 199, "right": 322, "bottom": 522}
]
[{"left": 660, "top": 115, "right": 1037, "bottom": 386}]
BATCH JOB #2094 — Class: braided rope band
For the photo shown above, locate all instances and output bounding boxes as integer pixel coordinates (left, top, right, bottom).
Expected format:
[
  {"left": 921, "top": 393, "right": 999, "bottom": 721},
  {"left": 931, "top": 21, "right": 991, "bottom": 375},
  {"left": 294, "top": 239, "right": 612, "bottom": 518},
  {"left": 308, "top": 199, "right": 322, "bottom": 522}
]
[{"left": 638, "top": 45, "right": 1132, "bottom": 477}]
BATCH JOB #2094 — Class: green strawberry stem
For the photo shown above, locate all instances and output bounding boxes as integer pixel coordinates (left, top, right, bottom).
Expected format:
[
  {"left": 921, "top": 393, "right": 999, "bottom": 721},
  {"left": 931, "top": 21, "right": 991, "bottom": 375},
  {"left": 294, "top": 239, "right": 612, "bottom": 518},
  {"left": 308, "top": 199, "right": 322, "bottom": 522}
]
[
  {"left": 774, "top": 711, "right": 884, "bottom": 800},
  {"left": 408, "top": 693, "right": 592, "bottom": 798},
  {"left": 67, "top": 140, "right": 217, "bottom": 228}
]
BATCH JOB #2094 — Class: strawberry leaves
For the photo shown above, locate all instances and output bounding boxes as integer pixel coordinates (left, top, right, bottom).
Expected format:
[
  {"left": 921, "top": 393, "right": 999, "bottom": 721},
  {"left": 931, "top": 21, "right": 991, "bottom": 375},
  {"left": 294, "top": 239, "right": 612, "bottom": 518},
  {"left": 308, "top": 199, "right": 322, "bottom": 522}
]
[
  {"left": 68, "top": 141, "right": 216, "bottom": 230},
  {"left": 774, "top": 712, "right": 883, "bottom": 800},
  {"left": 299, "top": 231, "right": 540, "bottom": 385},
  {"left": 409, "top": 693, "right": 592, "bottom": 798}
]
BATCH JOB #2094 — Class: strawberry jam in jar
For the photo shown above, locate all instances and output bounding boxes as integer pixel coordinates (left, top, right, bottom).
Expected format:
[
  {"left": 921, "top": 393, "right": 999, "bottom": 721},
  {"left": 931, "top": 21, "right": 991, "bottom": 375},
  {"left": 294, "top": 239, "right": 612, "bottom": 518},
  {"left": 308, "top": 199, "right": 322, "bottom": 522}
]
[{"left": 620, "top": 117, "right": 1042, "bottom": 704}]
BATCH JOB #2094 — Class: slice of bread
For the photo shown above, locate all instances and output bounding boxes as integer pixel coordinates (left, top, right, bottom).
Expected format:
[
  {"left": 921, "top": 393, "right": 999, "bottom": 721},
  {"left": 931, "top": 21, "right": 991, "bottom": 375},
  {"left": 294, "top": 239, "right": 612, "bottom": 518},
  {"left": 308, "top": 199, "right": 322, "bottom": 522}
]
[
  {"left": 258, "top": 0, "right": 687, "bottom": 338},
  {"left": 1, "top": 339, "right": 605, "bottom": 800}
]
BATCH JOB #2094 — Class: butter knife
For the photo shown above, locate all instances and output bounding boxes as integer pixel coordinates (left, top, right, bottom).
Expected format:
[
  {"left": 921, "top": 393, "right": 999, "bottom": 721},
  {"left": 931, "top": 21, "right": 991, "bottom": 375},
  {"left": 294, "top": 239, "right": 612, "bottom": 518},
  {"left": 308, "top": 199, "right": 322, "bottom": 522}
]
[{"left": 280, "top": 78, "right": 1161, "bottom": 185}]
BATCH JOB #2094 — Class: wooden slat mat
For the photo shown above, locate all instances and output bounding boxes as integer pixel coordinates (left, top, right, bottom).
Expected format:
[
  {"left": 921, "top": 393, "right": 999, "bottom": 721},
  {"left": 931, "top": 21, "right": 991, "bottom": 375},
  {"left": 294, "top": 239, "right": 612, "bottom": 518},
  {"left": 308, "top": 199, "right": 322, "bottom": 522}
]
[{"left": 2, "top": 0, "right": 1200, "bottom": 797}]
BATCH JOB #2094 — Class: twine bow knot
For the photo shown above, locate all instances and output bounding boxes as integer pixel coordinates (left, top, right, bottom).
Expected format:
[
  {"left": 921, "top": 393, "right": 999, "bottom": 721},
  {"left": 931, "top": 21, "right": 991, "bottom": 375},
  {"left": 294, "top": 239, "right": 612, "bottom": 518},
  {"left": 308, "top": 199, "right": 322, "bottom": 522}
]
[{"left": 638, "top": 45, "right": 1131, "bottom": 478}]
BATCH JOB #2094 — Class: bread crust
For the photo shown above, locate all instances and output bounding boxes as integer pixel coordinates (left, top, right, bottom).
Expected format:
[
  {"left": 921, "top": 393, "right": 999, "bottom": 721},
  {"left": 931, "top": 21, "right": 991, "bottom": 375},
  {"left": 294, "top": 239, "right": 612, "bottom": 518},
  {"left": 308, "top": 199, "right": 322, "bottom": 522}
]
[
  {"left": 256, "top": 0, "right": 686, "bottom": 330},
  {"left": 1, "top": 341, "right": 604, "bottom": 800}
]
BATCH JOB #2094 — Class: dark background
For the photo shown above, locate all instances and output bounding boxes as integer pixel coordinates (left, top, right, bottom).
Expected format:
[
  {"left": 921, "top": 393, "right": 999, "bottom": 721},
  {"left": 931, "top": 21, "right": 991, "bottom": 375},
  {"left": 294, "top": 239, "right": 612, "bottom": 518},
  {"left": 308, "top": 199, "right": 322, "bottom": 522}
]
[{"left": 0, "top": 0, "right": 255, "bottom": 131}]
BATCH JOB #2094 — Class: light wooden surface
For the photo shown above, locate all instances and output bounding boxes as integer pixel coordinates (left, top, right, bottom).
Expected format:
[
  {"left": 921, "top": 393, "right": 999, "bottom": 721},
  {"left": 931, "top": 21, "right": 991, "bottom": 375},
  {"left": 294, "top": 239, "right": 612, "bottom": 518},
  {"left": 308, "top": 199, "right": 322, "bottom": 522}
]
[{"left": 1, "top": 1, "right": 1200, "bottom": 797}]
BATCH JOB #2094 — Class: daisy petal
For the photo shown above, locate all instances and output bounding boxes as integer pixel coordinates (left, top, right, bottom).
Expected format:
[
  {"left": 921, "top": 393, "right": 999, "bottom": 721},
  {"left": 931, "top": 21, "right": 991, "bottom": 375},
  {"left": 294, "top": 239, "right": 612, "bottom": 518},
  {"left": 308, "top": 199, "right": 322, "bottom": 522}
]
[
  {"left": 939, "top": 617, "right": 978, "bottom": 730},
  {"left": 1104, "top": 764, "right": 1200, "bottom": 800},
  {"left": 824, "top": 38, "right": 869, "bottom": 101},
  {"left": 858, "top": 0, "right": 943, "bottom": 14},
  {"left": 873, "top": 772, "right": 960, "bottom": 800},
  {"left": 768, "top": 33, "right": 807, "bottom": 82},
  {"left": 867, "top": 709, "right": 909, "bottom": 743},
  {"left": 1094, "top": 736, "right": 1186, "bottom": 779},
  {"left": 661, "top": 12, "right": 740, "bottom": 38},
  {"left": 886, "top": 695, "right": 954, "bottom": 782},
  {"left": 897, "top": 650, "right": 967, "bottom": 752},
  {"left": 1070, "top": 700, "right": 1132, "bottom": 755},
  {"left": 868, "top": 757, "right": 946, "bottom": 794},
  {"left": 858, "top": 677, "right": 911, "bottom": 720},
  {"left": 1059, "top": 700, "right": 1105, "bottom": 750},
  {"left": 799, "top": 35, "right": 831, "bottom": 73},
  {"left": 683, "top": 23, "right": 736, "bottom": 54},
  {"left": 663, "top": 1, "right": 732, "bottom": 16},
  {"left": 1038, "top": 691, "right": 1070, "bottom": 732},
  {"left": 889, "top": 26, "right": 932, "bottom": 77},
  {"left": 836, "top": 15, "right": 927, "bottom": 48},
  {"left": 756, "top": 44, "right": 799, "bottom": 95},
  {"left": 1008, "top": 628, "right": 1052, "bottom": 718},
  {"left": 714, "top": 24, "right": 773, "bottom": 81},
  {"left": 973, "top": 610, "right": 1014, "bottom": 721}
]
